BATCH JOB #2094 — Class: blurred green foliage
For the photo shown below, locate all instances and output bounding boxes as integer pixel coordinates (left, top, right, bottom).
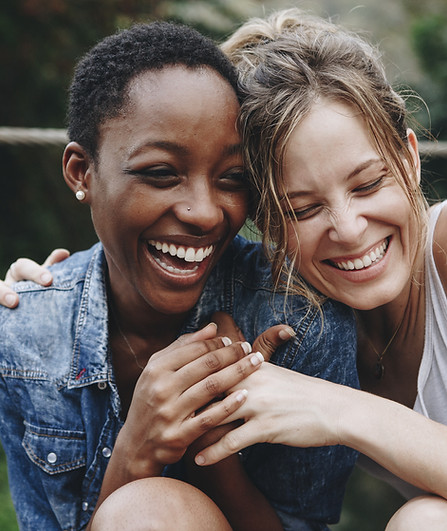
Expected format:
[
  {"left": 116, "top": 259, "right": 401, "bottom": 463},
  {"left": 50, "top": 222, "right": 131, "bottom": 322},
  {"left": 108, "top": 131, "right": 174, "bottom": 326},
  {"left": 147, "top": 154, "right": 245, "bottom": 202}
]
[{"left": 0, "top": 1, "right": 446, "bottom": 530}]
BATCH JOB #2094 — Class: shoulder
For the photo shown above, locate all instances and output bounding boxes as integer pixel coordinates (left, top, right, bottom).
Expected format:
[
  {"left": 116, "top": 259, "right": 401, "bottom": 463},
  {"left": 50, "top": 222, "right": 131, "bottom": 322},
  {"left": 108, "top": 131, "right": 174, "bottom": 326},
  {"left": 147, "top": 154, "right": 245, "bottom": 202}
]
[
  {"left": 431, "top": 203, "right": 447, "bottom": 290},
  {"left": 13, "top": 243, "right": 104, "bottom": 294},
  {"left": 0, "top": 243, "right": 105, "bottom": 351}
]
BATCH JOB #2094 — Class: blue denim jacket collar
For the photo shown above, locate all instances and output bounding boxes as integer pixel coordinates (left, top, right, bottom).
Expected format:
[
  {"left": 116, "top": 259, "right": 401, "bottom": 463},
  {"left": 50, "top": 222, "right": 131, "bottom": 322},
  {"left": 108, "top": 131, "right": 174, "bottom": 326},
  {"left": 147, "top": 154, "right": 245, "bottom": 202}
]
[{"left": 67, "top": 245, "right": 110, "bottom": 390}]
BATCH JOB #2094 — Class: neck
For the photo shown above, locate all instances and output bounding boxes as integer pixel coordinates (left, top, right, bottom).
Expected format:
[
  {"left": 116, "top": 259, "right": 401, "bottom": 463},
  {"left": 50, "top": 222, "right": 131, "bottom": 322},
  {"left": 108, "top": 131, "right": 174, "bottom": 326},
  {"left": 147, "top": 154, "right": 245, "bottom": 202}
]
[
  {"left": 356, "top": 262, "right": 425, "bottom": 404},
  {"left": 106, "top": 279, "right": 187, "bottom": 353}
]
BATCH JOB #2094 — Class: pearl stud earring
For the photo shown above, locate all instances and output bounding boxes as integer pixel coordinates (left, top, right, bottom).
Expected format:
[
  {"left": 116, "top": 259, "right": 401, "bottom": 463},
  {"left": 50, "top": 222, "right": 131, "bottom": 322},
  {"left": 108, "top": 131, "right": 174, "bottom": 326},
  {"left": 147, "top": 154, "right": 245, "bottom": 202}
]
[{"left": 75, "top": 190, "right": 86, "bottom": 201}]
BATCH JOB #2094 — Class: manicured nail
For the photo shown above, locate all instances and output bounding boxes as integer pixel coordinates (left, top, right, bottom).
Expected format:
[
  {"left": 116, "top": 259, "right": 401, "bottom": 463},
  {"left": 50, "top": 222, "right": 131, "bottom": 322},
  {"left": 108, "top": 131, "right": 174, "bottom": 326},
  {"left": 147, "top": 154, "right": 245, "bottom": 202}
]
[
  {"left": 221, "top": 336, "right": 232, "bottom": 346},
  {"left": 278, "top": 326, "right": 296, "bottom": 340},
  {"left": 5, "top": 294, "right": 17, "bottom": 307},
  {"left": 195, "top": 454, "right": 206, "bottom": 466},
  {"left": 236, "top": 389, "right": 248, "bottom": 402},
  {"left": 250, "top": 351, "right": 264, "bottom": 366},
  {"left": 41, "top": 272, "right": 52, "bottom": 284},
  {"left": 241, "top": 341, "right": 252, "bottom": 354}
]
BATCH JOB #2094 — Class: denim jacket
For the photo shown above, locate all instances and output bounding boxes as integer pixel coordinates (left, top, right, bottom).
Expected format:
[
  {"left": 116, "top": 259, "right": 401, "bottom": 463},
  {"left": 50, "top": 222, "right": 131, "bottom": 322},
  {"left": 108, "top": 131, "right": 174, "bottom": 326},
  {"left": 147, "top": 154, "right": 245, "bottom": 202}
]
[{"left": 0, "top": 236, "right": 358, "bottom": 530}]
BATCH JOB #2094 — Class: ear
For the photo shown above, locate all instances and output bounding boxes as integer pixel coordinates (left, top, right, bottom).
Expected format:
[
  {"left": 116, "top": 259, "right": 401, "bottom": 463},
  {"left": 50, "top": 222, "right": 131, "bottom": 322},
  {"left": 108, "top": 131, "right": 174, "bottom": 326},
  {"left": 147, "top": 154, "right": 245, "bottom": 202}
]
[
  {"left": 62, "top": 142, "right": 94, "bottom": 204},
  {"left": 406, "top": 128, "right": 421, "bottom": 187}
]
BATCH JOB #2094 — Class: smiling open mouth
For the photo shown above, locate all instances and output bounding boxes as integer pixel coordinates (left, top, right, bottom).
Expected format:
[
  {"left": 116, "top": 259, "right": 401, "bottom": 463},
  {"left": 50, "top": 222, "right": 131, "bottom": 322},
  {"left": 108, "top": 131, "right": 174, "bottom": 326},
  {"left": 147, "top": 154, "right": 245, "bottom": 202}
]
[
  {"left": 147, "top": 240, "right": 214, "bottom": 275},
  {"left": 330, "top": 237, "right": 390, "bottom": 271}
]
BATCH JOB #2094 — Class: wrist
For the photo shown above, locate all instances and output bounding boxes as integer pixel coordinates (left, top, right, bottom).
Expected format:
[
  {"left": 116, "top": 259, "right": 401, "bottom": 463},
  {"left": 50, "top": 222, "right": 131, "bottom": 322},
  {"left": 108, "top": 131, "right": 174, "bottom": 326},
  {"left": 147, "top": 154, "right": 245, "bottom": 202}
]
[{"left": 113, "top": 429, "right": 165, "bottom": 480}]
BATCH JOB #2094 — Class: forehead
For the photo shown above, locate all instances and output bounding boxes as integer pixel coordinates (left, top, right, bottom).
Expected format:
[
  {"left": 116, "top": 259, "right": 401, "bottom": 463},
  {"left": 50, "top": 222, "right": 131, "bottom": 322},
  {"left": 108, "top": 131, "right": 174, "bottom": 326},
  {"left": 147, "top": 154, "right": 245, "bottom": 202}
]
[
  {"left": 98, "top": 66, "right": 240, "bottom": 160},
  {"left": 98, "top": 66, "right": 241, "bottom": 156},
  {"left": 283, "top": 100, "right": 376, "bottom": 176},
  {"left": 127, "top": 65, "right": 238, "bottom": 120}
]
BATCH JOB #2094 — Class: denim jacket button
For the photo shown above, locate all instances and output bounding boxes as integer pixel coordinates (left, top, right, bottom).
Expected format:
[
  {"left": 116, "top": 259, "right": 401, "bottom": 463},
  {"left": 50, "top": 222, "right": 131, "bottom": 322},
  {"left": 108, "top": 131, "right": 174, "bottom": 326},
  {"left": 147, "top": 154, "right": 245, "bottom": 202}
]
[
  {"left": 82, "top": 501, "right": 89, "bottom": 512},
  {"left": 97, "top": 382, "right": 107, "bottom": 390},
  {"left": 47, "top": 452, "right": 57, "bottom": 464},
  {"left": 102, "top": 447, "right": 112, "bottom": 458}
]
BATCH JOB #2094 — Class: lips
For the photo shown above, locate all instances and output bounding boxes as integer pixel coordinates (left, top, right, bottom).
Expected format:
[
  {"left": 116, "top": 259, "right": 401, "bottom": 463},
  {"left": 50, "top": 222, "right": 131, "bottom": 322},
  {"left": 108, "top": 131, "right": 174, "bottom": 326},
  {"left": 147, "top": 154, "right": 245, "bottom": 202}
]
[
  {"left": 147, "top": 239, "right": 215, "bottom": 275},
  {"left": 330, "top": 238, "right": 390, "bottom": 271}
]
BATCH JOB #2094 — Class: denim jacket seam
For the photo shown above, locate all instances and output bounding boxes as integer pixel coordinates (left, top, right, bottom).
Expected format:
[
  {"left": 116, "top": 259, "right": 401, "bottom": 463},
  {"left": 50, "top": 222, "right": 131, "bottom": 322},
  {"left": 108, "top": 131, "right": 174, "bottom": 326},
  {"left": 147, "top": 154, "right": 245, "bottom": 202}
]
[{"left": 69, "top": 248, "right": 99, "bottom": 385}]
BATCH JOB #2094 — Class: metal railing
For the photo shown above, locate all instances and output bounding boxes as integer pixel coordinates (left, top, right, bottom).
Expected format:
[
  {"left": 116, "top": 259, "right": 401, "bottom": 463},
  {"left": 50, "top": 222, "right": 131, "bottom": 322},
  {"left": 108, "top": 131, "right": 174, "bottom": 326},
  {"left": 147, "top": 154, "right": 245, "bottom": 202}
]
[{"left": 1, "top": 127, "right": 446, "bottom": 157}]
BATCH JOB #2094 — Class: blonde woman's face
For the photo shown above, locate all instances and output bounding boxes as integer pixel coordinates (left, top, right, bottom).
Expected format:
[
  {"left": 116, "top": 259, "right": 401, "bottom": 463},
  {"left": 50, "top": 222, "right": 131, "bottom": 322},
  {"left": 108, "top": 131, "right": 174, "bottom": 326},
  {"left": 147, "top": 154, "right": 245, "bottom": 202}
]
[{"left": 280, "top": 100, "right": 418, "bottom": 310}]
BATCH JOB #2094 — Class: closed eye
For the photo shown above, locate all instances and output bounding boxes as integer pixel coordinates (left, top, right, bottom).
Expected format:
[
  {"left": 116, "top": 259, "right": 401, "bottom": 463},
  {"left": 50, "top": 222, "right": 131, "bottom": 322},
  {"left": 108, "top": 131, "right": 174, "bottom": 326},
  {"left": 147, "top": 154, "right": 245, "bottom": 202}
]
[
  {"left": 124, "top": 166, "right": 180, "bottom": 187},
  {"left": 354, "top": 176, "right": 384, "bottom": 194},
  {"left": 285, "top": 204, "right": 323, "bottom": 221},
  {"left": 218, "top": 169, "right": 248, "bottom": 190}
]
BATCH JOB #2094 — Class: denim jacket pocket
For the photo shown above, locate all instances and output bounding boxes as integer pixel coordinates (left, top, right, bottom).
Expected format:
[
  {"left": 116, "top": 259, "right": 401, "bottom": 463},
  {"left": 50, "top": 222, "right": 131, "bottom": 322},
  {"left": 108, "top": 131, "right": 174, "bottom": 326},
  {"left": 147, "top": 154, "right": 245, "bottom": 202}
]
[
  {"left": 22, "top": 422, "right": 86, "bottom": 474},
  {"left": 21, "top": 422, "right": 87, "bottom": 529}
]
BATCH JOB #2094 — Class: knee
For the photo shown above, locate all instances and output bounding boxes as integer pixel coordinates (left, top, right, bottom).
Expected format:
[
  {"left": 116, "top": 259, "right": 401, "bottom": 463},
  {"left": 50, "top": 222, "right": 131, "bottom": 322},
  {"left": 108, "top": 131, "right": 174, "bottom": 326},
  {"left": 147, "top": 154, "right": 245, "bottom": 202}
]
[
  {"left": 91, "top": 477, "right": 231, "bottom": 531},
  {"left": 386, "top": 495, "right": 447, "bottom": 531}
]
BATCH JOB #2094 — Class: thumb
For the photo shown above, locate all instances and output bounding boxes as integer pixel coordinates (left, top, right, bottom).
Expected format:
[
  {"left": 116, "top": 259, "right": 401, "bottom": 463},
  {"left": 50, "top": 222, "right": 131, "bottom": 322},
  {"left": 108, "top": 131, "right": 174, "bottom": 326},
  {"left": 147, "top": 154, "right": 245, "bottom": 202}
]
[{"left": 253, "top": 325, "right": 296, "bottom": 361}]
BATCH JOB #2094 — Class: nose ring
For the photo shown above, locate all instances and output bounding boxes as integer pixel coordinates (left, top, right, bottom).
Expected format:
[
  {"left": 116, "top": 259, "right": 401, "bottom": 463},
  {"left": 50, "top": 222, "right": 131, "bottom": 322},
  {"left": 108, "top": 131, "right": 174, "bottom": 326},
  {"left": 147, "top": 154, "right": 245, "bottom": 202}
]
[{"left": 187, "top": 207, "right": 191, "bottom": 211}]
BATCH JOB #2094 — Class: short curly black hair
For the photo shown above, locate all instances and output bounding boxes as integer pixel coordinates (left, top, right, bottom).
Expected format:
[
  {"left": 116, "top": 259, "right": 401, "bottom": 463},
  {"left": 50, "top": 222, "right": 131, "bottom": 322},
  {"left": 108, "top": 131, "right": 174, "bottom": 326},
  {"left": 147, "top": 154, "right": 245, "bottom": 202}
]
[{"left": 67, "top": 21, "right": 239, "bottom": 159}]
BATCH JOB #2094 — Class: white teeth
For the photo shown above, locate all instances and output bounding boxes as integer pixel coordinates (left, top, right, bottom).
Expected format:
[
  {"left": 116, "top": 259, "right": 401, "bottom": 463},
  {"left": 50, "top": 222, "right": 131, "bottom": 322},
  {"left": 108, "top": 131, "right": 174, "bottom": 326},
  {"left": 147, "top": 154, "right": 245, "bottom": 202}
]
[
  {"left": 334, "top": 239, "right": 389, "bottom": 271},
  {"left": 185, "top": 248, "right": 195, "bottom": 262},
  {"left": 153, "top": 256, "right": 199, "bottom": 275},
  {"left": 148, "top": 240, "right": 214, "bottom": 264},
  {"left": 354, "top": 259, "right": 363, "bottom": 270}
]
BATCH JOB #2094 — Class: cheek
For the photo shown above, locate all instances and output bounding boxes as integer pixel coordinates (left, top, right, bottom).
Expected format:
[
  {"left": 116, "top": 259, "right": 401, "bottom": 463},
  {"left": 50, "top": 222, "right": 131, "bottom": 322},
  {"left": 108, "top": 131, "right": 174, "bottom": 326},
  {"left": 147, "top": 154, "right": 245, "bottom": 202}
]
[
  {"left": 285, "top": 222, "right": 302, "bottom": 267},
  {"left": 226, "top": 193, "right": 249, "bottom": 228}
]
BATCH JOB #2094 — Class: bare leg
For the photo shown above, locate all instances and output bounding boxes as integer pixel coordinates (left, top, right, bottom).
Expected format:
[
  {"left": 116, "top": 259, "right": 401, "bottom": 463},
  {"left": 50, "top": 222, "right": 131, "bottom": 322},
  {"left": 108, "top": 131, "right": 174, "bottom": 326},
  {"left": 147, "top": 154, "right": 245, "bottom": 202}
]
[
  {"left": 386, "top": 495, "right": 447, "bottom": 531},
  {"left": 91, "top": 477, "right": 232, "bottom": 531}
]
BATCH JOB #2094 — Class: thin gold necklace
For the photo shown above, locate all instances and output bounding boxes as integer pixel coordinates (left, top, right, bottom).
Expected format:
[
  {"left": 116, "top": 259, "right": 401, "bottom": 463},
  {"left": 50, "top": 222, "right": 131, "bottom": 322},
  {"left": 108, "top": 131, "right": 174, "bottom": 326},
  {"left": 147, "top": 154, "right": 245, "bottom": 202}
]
[
  {"left": 109, "top": 303, "right": 146, "bottom": 371},
  {"left": 360, "top": 312, "right": 405, "bottom": 380}
]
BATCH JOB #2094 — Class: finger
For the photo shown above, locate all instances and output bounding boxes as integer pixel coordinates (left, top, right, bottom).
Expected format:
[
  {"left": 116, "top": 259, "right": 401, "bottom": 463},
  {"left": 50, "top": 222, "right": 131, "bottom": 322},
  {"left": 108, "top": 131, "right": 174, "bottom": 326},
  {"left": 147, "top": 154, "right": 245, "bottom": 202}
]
[
  {"left": 42, "top": 248, "right": 70, "bottom": 267},
  {"left": 150, "top": 335, "right": 234, "bottom": 372},
  {"left": 173, "top": 322, "right": 218, "bottom": 346},
  {"left": 182, "top": 350, "right": 264, "bottom": 410},
  {"left": 195, "top": 419, "right": 259, "bottom": 466},
  {"left": 5, "top": 258, "right": 53, "bottom": 287},
  {"left": 0, "top": 283, "right": 19, "bottom": 308},
  {"left": 148, "top": 323, "right": 220, "bottom": 364},
  {"left": 252, "top": 324, "right": 296, "bottom": 362},
  {"left": 189, "top": 388, "right": 249, "bottom": 440},
  {"left": 211, "top": 311, "right": 245, "bottom": 342},
  {"left": 177, "top": 340, "right": 252, "bottom": 387}
]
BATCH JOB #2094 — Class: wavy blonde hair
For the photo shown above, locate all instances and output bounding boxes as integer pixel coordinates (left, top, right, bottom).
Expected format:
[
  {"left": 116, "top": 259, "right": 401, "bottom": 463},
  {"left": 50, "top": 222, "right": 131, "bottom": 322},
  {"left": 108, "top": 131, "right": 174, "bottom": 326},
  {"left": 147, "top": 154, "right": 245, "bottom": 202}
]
[{"left": 222, "top": 8, "right": 428, "bottom": 307}]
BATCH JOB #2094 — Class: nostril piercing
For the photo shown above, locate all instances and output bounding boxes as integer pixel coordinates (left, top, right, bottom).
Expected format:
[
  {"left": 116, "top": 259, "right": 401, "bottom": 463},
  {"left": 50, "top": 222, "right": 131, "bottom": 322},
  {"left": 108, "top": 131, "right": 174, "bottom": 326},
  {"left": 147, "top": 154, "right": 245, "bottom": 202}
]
[{"left": 187, "top": 207, "right": 191, "bottom": 211}]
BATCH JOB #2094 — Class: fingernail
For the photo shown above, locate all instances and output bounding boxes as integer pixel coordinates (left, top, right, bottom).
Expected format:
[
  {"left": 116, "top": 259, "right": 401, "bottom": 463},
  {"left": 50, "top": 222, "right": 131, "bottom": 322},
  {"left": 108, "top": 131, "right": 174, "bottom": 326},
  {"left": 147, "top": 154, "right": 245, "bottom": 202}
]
[
  {"left": 236, "top": 389, "right": 248, "bottom": 402},
  {"left": 195, "top": 454, "right": 206, "bottom": 466},
  {"left": 241, "top": 341, "right": 252, "bottom": 354},
  {"left": 41, "top": 273, "right": 52, "bottom": 284},
  {"left": 221, "top": 336, "right": 232, "bottom": 347},
  {"left": 250, "top": 351, "right": 264, "bottom": 366},
  {"left": 5, "top": 294, "right": 17, "bottom": 307},
  {"left": 278, "top": 327, "right": 296, "bottom": 340}
]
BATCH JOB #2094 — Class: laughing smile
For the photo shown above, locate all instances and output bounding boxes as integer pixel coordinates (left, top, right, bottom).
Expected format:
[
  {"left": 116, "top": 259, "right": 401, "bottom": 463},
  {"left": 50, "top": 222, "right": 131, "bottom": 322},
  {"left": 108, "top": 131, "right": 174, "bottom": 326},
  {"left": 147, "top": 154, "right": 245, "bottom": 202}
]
[
  {"left": 147, "top": 239, "right": 215, "bottom": 275},
  {"left": 330, "top": 238, "right": 390, "bottom": 271}
]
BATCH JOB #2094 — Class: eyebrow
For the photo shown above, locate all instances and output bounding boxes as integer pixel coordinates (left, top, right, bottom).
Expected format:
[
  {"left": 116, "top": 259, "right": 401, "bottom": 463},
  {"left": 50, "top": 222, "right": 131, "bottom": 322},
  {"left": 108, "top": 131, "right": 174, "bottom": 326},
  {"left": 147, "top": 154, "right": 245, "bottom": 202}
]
[
  {"left": 283, "top": 157, "right": 383, "bottom": 201},
  {"left": 129, "top": 140, "right": 242, "bottom": 158}
]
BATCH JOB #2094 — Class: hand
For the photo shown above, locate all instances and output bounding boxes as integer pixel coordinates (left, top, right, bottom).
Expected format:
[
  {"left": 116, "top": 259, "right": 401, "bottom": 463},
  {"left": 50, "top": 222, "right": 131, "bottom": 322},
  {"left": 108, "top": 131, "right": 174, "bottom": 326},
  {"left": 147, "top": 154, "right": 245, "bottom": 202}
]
[
  {"left": 194, "top": 363, "right": 346, "bottom": 466},
  {"left": 211, "top": 311, "right": 296, "bottom": 361},
  {"left": 114, "top": 323, "right": 265, "bottom": 477},
  {"left": 0, "top": 249, "right": 70, "bottom": 308}
]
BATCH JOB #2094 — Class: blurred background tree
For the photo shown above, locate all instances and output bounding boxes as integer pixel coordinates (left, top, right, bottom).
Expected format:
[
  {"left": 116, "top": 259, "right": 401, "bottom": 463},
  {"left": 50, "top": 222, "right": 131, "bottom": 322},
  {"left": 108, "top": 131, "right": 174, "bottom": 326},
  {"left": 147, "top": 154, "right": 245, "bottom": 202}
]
[{"left": 0, "top": 1, "right": 446, "bottom": 529}]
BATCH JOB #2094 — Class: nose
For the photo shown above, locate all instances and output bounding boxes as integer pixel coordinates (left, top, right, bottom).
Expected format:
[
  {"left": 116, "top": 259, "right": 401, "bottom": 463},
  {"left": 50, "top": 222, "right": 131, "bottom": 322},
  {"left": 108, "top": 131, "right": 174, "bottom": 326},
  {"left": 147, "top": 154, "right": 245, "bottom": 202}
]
[
  {"left": 327, "top": 205, "right": 367, "bottom": 244},
  {"left": 174, "top": 182, "right": 224, "bottom": 233}
]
